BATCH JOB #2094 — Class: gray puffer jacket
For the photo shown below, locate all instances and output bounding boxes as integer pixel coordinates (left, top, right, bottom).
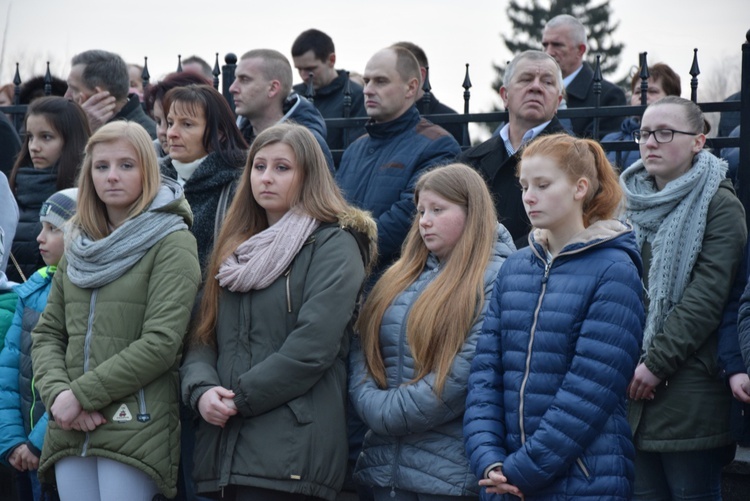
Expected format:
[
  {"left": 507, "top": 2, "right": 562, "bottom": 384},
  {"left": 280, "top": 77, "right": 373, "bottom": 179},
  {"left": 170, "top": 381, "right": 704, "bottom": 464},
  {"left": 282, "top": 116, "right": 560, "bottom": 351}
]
[{"left": 348, "top": 223, "right": 515, "bottom": 496}]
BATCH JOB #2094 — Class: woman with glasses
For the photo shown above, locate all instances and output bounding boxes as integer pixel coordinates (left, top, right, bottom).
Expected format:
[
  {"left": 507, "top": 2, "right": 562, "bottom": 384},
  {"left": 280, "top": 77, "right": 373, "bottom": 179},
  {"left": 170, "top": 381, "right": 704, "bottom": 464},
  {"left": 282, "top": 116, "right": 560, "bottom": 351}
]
[{"left": 621, "top": 96, "right": 747, "bottom": 500}]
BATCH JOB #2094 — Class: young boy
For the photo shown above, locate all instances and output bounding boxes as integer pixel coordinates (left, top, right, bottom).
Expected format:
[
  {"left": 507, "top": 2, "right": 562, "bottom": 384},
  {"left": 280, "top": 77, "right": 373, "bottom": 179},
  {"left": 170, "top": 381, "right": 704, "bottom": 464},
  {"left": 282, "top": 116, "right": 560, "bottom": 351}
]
[{"left": 0, "top": 188, "right": 77, "bottom": 500}]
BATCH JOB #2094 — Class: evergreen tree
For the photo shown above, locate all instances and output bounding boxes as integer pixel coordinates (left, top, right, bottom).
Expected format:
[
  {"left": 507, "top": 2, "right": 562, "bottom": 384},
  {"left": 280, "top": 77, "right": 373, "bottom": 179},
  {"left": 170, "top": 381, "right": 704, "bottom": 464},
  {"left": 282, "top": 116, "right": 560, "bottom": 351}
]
[{"left": 492, "top": 0, "right": 623, "bottom": 92}]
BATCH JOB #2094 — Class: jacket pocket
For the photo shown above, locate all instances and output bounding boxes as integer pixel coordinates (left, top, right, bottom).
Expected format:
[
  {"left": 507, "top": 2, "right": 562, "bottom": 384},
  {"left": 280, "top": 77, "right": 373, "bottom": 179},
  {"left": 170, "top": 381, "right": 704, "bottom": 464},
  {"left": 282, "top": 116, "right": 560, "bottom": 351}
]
[
  {"left": 575, "top": 457, "right": 593, "bottom": 483},
  {"left": 287, "top": 395, "right": 313, "bottom": 424}
]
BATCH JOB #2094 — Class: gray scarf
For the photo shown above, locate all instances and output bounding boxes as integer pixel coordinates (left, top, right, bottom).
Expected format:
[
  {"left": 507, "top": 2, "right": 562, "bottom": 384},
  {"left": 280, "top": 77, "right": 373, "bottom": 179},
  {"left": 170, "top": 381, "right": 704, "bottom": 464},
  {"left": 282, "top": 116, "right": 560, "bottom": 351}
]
[
  {"left": 620, "top": 150, "right": 727, "bottom": 351},
  {"left": 65, "top": 182, "right": 189, "bottom": 289}
]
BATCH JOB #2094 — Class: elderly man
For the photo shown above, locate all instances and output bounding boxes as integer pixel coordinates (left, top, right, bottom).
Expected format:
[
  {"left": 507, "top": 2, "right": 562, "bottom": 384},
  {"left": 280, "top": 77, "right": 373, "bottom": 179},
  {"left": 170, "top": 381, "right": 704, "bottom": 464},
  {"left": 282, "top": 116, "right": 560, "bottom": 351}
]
[
  {"left": 229, "top": 48, "right": 333, "bottom": 169},
  {"left": 458, "top": 50, "right": 567, "bottom": 246},
  {"left": 65, "top": 50, "right": 156, "bottom": 137},
  {"left": 542, "top": 14, "right": 625, "bottom": 137},
  {"left": 335, "top": 46, "right": 460, "bottom": 275}
]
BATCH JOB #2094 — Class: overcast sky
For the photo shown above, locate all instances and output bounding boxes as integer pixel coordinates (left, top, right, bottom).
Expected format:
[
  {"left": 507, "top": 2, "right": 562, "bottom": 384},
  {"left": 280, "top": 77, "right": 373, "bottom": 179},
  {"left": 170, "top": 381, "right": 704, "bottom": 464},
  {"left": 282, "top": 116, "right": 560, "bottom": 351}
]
[{"left": 1, "top": 0, "right": 746, "bottom": 138}]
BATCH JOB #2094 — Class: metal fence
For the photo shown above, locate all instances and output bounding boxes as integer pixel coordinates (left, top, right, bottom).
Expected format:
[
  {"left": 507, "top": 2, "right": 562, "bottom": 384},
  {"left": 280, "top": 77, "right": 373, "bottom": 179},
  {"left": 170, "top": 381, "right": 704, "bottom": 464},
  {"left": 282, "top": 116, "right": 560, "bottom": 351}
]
[{"left": 2, "top": 32, "right": 748, "bottom": 220}]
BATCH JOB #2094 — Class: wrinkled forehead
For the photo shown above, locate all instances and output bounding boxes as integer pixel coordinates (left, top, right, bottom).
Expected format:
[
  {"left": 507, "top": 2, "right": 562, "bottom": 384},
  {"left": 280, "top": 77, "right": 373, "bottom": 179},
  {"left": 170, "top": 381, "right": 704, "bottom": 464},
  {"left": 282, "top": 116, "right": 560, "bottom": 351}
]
[{"left": 513, "top": 59, "right": 559, "bottom": 82}]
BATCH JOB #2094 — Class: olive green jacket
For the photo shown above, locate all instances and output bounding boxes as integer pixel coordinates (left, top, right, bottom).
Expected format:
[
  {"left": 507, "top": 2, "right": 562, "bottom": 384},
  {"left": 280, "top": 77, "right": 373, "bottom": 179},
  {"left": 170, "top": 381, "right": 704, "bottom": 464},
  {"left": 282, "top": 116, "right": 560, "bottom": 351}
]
[
  {"left": 31, "top": 196, "right": 201, "bottom": 497},
  {"left": 181, "top": 209, "right": 377, "bottom": 500},
  {"left": 629, "top": 180, "right": 747, "bottom": 451}
]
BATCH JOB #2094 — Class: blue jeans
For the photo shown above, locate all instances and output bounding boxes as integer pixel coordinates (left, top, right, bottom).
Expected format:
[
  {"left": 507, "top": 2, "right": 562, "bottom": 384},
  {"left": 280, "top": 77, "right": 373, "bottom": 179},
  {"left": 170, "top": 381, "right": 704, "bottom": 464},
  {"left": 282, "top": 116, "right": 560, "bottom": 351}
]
[
  {"left": 634, "top": 445, "right": 735, "bottom": 500},
  {"left": 372, "top": 487, "right": 477, "bottom": 501}
]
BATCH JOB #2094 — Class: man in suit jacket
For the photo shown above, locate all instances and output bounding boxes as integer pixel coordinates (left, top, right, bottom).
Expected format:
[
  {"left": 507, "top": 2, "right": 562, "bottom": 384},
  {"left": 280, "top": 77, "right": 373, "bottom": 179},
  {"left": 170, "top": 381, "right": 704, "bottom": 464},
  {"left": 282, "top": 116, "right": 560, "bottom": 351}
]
[
  {"left": 542, "top": 14, "right": 625, "bottom": 138},
  {"left": 458, "top": 50, "right": 567, "bottom": 247}
]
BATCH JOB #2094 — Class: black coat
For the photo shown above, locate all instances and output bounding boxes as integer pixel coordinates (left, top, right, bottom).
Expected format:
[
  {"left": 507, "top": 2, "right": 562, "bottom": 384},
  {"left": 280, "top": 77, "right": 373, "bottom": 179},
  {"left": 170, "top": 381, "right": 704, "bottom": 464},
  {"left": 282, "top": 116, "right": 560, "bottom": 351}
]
[
  {"left": 0, "top": 113, "right": 20, "bottom": 177},
  {"left": 417, "top": 93, "right": 467, "bottom": 146},
  {"left": 457, "top": 117, "right": 568, "bottom": 247},
  {"left": 565, "top": 62, "right": 626, "bottom": 138},
  {"left": 8, "top": 167, "right": 58, "bottom": 282},
  {"left": 160, "top": 150, "right": 245, "bottom": 270}
]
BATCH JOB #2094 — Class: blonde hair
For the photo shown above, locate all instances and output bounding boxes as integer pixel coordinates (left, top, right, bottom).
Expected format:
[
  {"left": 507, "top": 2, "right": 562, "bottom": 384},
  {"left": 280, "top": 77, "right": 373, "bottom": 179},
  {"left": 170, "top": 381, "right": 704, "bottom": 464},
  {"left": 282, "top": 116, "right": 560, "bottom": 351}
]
[
  {"left": 518, "top": 133, "right": 622, "bottom": 226},
  {"left": 356, "top": 163, "right": 497, "bottom": 395},
  {"left": 73, "top": 121, "right": 161, "bottom": 240},
  {"left": 193, "top": 123, "right": 351, "bottom": 345}
]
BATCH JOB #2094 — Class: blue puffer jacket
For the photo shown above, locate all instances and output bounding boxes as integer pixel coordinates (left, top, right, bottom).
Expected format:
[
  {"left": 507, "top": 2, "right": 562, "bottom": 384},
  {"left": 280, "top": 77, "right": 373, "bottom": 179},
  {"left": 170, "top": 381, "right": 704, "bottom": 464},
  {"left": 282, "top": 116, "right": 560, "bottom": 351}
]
[
  {"left": 350, "top": 224, "right": 516, "bottom": 496},
  {"left": 335, "top": 106, "right": 461, "bottom": 274},
  {"left": 464, "top": 221, "right": 644, "bottom": 500},
  {"left": 0, "top": 266, "right": 54, "bottom": 463}
]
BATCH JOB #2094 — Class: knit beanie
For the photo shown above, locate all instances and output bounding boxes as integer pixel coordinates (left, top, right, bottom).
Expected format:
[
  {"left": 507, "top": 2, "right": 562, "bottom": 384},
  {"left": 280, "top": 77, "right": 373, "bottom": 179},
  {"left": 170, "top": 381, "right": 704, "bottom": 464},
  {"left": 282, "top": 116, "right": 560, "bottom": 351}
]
[{"left": 40, "top": 188, "right": 78, "bottom": 228}]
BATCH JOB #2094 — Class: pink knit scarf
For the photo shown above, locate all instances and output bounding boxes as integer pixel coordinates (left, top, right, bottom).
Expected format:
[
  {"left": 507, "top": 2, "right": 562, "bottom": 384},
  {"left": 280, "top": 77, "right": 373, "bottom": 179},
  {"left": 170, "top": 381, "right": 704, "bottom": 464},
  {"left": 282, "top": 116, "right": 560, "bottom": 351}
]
[{"left": 216, "top": 210, "right": 319, "bottom": 292}]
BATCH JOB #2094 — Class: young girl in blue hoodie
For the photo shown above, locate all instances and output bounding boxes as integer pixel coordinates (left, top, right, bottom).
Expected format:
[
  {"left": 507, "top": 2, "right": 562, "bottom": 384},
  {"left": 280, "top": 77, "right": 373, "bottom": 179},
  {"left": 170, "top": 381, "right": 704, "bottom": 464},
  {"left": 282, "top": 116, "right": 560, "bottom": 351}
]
[{"left": 0, "top": 188, "right": 77, "bottom": 500}]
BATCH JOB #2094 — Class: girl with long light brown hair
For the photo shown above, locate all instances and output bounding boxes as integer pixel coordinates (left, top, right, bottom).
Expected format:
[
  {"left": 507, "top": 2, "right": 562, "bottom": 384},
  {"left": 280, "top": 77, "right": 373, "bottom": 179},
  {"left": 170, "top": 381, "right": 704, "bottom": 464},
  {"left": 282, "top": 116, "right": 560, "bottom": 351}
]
[
  {"left": 180, "top": 123, "right": 376, "bottom": 501},
  {"left": 349, "top": 162, "right": 516, "bottom": 500}
]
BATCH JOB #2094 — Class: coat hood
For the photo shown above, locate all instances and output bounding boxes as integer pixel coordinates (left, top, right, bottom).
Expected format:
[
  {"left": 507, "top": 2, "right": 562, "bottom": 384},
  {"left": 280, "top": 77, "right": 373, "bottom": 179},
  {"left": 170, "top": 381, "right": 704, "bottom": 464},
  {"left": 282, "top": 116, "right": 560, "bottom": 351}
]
[
  {"left": 282, "top": 93, "right": 328, "bottom": 139},
  {"left": 530, "top": 219, "right": 643, "bottom": 277},
  {"left": 152, "top": 176, "right": 194, "bottom": 228},
  {"left": 334, "top": 207, "right": 378, "bottom": 277}
]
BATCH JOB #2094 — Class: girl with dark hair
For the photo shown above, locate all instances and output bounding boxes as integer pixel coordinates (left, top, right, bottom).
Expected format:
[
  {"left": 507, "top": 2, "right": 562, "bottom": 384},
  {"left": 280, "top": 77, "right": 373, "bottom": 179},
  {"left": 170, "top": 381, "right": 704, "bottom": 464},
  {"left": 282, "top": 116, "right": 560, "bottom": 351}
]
[
  {"left": 622, "top": 96, "right": 747, "bottom": 499},
  {"left": 30, "top": 121, "right": 201, "bottom": 500},
  {"left": 181, "top": 123, "right": 376, "bottom": 500},
  {"left": 349, "top": 163, "right": 515, "bottom": 500},
  {"left": 8, "top": 96, "right": 90, "bottom": 283},
  {"left": 465, "top": 133, "right": 644, "bottom": 499},
  {"left": 161, "top": 84, "right": 249, "bottom": 269},
  {"left": 143, "top": 72, "right": 211, "bottom": 158}
]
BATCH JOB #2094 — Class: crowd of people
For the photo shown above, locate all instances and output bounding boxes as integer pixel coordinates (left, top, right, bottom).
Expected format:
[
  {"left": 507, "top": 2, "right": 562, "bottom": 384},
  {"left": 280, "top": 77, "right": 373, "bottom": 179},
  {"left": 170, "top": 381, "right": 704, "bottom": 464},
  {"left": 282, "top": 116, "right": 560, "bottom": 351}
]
[{"left": 0, "top": 14, "right": 747, "bottom": 501}]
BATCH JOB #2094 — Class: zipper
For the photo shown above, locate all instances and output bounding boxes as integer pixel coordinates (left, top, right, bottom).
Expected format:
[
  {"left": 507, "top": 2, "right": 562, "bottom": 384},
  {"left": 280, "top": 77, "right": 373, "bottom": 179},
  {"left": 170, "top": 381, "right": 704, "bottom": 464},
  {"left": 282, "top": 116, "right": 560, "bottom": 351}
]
[
  {"left": 518, "top": 259, "right": 552, "bottom": 443},
  {"left": 285, "top": 268, "right": 292, "bottom": 313},
  {"left": 83, "top": 290, "right": 98, "bottom": 373},
  {"left": 576, "top": 457, "right": 591, "bottom": 479},
  {"left": 136, "top": 388, "right": 151, "bottom": 422},
  {"left": 80, "top": 290, "right": 98, "bottom": 458},
  {"left": 29, "top": 376, "right": 37, "bottom": 431}
]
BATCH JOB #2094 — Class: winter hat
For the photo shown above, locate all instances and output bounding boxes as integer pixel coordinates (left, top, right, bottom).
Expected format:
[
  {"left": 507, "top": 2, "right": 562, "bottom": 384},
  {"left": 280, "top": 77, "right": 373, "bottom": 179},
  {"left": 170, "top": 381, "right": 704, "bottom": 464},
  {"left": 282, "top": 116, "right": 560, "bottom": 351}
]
[{"left": 40, "top": 188, "right": 78, "bottom": 229}]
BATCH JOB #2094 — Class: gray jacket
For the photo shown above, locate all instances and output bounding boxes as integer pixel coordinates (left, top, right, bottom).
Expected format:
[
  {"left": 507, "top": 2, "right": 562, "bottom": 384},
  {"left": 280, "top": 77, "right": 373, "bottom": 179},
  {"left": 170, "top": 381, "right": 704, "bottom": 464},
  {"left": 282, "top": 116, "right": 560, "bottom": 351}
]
[{"left": 349, "top": 224, "right": 515, "bottom": 496}]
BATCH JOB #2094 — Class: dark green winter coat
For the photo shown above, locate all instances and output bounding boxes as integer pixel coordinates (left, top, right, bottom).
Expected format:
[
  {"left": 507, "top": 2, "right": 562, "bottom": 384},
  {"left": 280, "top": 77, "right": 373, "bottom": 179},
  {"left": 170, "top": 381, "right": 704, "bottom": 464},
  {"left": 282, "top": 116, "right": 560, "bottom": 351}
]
[
  {"left": 31, "top": 194, "right": 201, "bottom": 498},
  {"left": 629, "top": 180, "right": 747, "bottom": 451},
  {"left": 181, "top": 208, "right": 377, "bottom": 500}
]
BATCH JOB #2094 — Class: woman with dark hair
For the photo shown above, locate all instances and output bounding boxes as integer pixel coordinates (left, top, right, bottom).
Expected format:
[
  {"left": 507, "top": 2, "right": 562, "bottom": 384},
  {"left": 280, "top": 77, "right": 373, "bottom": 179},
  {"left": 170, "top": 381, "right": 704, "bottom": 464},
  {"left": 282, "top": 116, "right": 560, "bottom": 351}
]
[
  {"left": 161, "top": 84, "right": 249, "bottom": 268},
  {"left": 143, "top": 72, "right": 211, "bottom": 158},
  {"left": 181, "top": 123, "right": 376, "bottom": 500},
  {"left": 8, "top": 96, "right": 90, "bottom": 283}
]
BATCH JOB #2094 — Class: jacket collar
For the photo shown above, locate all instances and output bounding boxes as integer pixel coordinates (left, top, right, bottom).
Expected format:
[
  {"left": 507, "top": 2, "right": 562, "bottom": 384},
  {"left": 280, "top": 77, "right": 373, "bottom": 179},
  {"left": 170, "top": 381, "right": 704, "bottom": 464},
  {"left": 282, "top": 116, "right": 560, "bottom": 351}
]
[{"left": 365, "top": 106, "right": 420, "bottom": 139}]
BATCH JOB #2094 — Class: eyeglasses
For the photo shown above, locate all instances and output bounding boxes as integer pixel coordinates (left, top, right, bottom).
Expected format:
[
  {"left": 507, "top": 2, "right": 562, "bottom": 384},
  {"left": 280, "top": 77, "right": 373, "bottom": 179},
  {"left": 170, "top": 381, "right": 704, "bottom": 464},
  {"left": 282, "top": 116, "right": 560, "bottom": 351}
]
[{"left": 633, "top": 129, "right": 699, "bottom": 144}]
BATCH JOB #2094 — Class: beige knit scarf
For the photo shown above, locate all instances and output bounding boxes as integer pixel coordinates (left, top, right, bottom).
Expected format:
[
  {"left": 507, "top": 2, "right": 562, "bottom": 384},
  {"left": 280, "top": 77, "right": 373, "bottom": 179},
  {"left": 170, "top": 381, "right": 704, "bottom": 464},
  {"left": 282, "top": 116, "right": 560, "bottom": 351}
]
[{"left": 216, "top": 209, "right": 319, "bottom": 292}]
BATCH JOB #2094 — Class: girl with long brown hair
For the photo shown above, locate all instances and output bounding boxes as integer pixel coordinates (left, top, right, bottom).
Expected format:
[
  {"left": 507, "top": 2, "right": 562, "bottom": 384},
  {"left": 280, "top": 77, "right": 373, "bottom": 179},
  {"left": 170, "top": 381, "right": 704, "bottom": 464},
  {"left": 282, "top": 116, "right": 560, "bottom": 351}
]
[
  {"left": 180, "top": 123, "right": 376, "bottom": 501},
  {"left": 349, "top": 163, "right": 516, "bottom": 500}
]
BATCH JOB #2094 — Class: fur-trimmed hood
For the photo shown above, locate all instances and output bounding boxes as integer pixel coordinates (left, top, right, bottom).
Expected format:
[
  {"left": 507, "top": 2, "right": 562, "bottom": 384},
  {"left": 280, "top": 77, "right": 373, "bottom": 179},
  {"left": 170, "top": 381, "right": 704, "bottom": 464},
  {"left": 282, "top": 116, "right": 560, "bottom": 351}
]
[{"left": 335, "top": 207, "right": 378, "bottom": 277}]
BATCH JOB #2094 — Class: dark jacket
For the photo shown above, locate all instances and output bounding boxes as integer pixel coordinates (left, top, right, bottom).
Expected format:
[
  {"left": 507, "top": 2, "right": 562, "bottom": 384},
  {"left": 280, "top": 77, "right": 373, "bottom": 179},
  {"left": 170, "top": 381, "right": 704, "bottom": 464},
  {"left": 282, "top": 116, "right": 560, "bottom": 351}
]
[
  {"left": 238, "top": 93, "right": 334, "bottom": 171},
  {"left": 418, "top": 93, "right": 466, "bottom": 146},
  {"left": 294, "top": 70, "right": 367, "bottom": 151},
  {"left": 0, "top": 113, "right": 20, "bottom": 176},
  {"left": 629, "top": 178, "right": 747, "bottom": 452},
  {"left": 114, "top": 94, "right": 157, "bottom": 139},
  {"left": 0, "top": 266, "right": 54, "bottom": 464},
  {"left": 602, "top": 116, "right": 641, "bottom": 170},
  {"left": 349, "top": 224, "right": 515, "bottom": 496},
  {"left": 181, "top": 209, "right": 377, "bottom": 501},
  {"left": 465, "top": 221, "right": 644, "bottom": 500},
  {"left": 161, "top": 150, "right": 246, "bottom": 270},
  {"left": 8, "top": 167, "right": 58, "bottom": 283},
  {"left": 335, "top": 106, "right": 460, "bottom": 275},
  {"left": 457, "top": 117, "right": 568, "bottom": 246},
  {"left": 565, "top": 62, "right": 626, "bottom": 138}
]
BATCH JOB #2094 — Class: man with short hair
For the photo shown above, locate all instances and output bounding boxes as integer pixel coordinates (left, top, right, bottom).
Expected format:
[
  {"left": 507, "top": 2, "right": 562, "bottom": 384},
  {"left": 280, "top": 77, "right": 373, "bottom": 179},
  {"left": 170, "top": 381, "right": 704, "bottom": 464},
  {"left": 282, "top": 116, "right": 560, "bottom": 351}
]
[
  {"left": 291, "top": 29, "right": 366, "bottom": 152},
  {"left": 65, "top": 50, "right": 156, "bottom": 137},
  {"left": 229, "top": 48, "right": 333, "bottom": 169},
  {"left": 182, "top": 55, "right": 214, "bottom": 81},
  {"left": 335, "top": 46, "right": 460, "bottom": 275},
  {"left": 392, "top": 41, "right": 465, "bottom": 144},
  {"left": 458, "top": 50, "right": 568, "bottom": 246},
  {"left": 542, "top": 14, "right": 625, "bottom": 137}
]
